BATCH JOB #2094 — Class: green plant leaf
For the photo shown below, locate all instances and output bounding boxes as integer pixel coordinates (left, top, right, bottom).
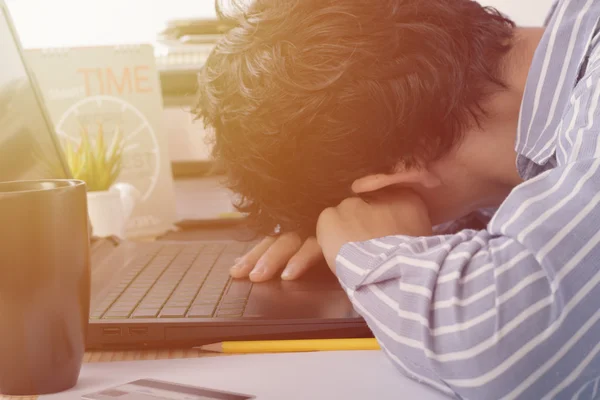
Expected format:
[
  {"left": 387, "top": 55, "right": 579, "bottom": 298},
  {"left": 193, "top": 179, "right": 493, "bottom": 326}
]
[{"left": 61, "top": 122, "right": 125, "bottom": 191}]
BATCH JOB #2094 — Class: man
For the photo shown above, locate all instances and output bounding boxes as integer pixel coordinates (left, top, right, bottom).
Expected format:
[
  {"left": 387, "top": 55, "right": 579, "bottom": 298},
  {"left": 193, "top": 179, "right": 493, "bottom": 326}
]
[{"left": 195, "top": 0, "right": 600, "bottom": 398}]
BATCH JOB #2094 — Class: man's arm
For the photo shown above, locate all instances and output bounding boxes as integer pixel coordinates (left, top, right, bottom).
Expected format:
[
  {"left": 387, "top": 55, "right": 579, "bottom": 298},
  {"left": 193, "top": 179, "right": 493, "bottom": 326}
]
[{"left": 326, "top": 71, "right": 600, "bottom": 399}]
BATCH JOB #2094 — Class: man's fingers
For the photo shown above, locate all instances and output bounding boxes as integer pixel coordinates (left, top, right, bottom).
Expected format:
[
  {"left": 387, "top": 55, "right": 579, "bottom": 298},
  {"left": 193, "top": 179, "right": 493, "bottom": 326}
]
[
  {"left": 229, "top": 233, "right": 319, "bottom": 282},
  {"left": 229, "top": 236, "right": 276, "bottom": 278},
  {"left": 249, "top": 232, "right": 303, "bottom": 282},
  {"left": 280, "top": 237, "right": 322, "bottom": 280}
]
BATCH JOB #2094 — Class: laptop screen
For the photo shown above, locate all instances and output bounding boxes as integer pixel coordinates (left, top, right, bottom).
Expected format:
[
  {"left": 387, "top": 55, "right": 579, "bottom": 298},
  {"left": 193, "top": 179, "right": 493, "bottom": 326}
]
[{"left": 0, "top": 5, "right": 70, "bottom": 182}]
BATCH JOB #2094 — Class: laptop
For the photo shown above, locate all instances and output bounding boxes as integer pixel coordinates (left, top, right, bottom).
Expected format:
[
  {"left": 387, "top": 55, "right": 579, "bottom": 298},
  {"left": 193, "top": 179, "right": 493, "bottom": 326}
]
[{"left": 0, "top": 1, "right": 369, "bottom": 349}]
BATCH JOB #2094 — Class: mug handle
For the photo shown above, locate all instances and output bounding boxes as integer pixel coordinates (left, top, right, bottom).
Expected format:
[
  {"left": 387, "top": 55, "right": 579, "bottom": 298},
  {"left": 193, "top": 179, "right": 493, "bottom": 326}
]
[{"left": 109, "top": 183, "right": 141, "bottom": 222}]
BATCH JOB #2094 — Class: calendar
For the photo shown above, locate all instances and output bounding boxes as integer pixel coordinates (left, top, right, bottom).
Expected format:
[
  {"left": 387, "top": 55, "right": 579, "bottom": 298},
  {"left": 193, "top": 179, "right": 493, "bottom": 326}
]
[{"left": 26, "top": 44, "right": 177, "bottom": 238}]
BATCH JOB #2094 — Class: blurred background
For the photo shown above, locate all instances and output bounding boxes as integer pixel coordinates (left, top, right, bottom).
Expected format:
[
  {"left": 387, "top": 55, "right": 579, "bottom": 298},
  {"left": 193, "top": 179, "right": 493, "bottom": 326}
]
[
  {"left": 7, "top": 1, "right": 219, "bottom": 48},
  {"left": 6, "top": 0, "right": 553, "bottom": 49},
  {"left": 4, "top": 0, "right": 555, "bottom": 174}
]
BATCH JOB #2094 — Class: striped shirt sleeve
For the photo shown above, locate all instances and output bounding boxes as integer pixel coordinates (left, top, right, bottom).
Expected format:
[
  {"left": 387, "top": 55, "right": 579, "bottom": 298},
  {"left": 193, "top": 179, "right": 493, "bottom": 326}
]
[{"left": 335, "top": 43, "right": 600, "bottom": 400}]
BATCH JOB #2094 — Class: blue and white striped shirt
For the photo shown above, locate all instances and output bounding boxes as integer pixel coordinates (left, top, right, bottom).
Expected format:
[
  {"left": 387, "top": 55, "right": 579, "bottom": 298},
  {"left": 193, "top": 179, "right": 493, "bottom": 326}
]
[{"left": 336, "top": 1, "right": 600, "bottom": 399}]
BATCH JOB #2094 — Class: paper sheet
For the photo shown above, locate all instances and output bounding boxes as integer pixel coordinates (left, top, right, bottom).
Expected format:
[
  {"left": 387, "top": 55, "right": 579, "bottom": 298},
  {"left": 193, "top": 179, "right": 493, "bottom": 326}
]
[{"left": 40, "top": 351, "right": 452, "bottom": 400}]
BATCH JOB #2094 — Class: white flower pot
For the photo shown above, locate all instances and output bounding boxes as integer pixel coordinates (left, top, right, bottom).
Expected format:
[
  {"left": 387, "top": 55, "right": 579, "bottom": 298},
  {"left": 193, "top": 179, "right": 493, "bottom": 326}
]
[{"left": 86, "top": 183, "right": 140, "bottom": 239}]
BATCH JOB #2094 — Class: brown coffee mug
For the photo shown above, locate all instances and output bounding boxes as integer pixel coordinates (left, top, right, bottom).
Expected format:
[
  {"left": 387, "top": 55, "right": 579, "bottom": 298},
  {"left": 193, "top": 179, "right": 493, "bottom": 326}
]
[{"left": 0, "top": 179, "right": 90, "bottom": 396}]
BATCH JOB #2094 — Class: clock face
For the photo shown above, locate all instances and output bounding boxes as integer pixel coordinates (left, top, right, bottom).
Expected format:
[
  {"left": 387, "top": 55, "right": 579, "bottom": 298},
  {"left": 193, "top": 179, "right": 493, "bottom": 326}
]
[{"left": 55, "top": 95, "right": 160, "bottom": 201}]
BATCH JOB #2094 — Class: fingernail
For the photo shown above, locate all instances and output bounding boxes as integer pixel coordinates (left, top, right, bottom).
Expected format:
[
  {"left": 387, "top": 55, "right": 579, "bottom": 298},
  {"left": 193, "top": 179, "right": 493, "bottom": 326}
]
[
  {"left": 281, "top": 266, "right": 295, "bottom": 280},
  {"left": 230, "top": 261, "right": 245, "bottom": 273},
  {"left": 249, "top": 261, "right": 266, "bottom": 279}
]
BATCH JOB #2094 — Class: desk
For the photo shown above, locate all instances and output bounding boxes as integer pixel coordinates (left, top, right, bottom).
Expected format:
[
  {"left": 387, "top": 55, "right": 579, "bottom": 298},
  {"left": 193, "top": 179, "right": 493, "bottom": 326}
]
[
  {"left": 1, "top": 349, "right": 223, "bottom": 400},
  {"left": 0, "top": 177, "right": 244, "bottom": 400}
]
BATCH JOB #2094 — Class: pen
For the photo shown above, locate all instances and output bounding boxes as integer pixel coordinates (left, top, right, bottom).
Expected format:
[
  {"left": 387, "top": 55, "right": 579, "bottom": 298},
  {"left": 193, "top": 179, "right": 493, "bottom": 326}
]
[{"left": 198, "top": 338, "right": 380, "bottom": 353}]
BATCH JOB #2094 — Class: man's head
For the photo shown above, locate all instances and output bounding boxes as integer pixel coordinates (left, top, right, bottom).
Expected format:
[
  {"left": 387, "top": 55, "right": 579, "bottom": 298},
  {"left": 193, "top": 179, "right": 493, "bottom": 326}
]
[{"left": 195, "top": 0, "right": 519, "bottom": 234}]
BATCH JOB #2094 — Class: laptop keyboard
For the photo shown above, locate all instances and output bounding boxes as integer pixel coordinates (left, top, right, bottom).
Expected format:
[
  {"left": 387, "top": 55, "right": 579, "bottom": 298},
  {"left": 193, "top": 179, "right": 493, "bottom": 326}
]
[{"left": 90, "top": 242, "right": 254, "bottom": 320}]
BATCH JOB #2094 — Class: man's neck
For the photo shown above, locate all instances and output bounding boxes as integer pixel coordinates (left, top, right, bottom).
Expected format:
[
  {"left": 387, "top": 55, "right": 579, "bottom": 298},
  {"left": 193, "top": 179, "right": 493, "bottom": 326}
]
[
  {"left": 504, "top": 28, "right": 546, "bottom": 107},
  {"left": 446, "top": 27, "right": 546, "bottom": 216},
  {"left": 484, "top": 27, "right": 546, "bottom": 190}
]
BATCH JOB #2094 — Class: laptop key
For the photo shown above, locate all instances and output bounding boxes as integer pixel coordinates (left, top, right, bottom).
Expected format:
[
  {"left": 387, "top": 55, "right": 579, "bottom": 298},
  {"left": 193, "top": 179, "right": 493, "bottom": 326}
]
[
  {"left": 187, "top": 305, "right": 216, "bottom": 318},
  {"left": 192, "top": 293, "right": 221, "bottom": 305},
  {"left": 216, "top": 308, "right": 244, "bottom": 317},
  {"left": 167, "top": 295, "right": 196, "bottom": 305},
  {"left": 159, "top": 307, "right": 188, "bottom": 318},
  {"left": 103, "top": 310, "right": 132, "bottom": 319},
  {"left": 192, "top": 300, "right": 220, "bottom": 308},
  {"left": 96, "top": 298, "right": 117, "bottom": 311},
  {"left": 223, "top": 280, "right": 252, "bottom": 300},
  {"left": 221, "top": 297, "right": 247, "bottom": 306},
  {"left": 107, "top": 305, "right": 135, "bottom": 312},
  {"left": 132, "top": 308, "right": 160, "bottom": 318},
  {"left": 217, "top": 303, "right": 245, "bottom": 311},
  {"left": 164, "top": 300, "right": 192, "bottom": 307},
  {"left": 138, "top": 297, "right": 164, "bottom": 305}
]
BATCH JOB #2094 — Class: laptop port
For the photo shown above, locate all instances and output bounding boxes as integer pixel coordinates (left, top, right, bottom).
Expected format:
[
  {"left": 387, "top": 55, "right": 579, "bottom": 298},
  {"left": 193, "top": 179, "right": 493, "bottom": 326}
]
[
  {"left": 102, "top": 327, "right": 122, "bottom": 336},
  {"left": 128, "top": 327, "right": 148, "bottom": 336}
]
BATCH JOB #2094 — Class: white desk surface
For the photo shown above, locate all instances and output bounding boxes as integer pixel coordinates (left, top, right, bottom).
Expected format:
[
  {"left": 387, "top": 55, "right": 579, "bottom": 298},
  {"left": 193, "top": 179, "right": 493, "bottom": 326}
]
[{"left": 41, "top": 350, "right": 452, "bottom": 400}]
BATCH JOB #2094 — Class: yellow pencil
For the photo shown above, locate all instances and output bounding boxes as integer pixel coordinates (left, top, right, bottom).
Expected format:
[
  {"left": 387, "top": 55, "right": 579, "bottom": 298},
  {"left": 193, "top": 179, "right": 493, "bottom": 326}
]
[{"left": 198, "top": 338, "right": 380, "bottom": 353}]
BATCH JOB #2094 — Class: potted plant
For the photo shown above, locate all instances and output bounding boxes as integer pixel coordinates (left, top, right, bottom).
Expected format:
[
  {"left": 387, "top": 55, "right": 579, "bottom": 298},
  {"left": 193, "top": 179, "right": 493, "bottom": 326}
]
[
  {"left": 62, "top": 122, "right": 139, "bottom": 238},
  {"left": 64, "top": 122, "right": 123, "bottom": 191}
]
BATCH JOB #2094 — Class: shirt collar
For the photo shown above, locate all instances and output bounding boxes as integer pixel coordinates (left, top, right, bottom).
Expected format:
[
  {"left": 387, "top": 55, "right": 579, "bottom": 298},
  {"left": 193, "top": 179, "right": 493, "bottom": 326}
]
[{"left": 516, "top": 0, "right": 600, "bottom": 177}]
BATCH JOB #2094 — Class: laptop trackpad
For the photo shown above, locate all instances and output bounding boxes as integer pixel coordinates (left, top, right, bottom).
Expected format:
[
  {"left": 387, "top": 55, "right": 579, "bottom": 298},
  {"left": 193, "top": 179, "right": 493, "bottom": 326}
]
[{"left": 244, "top": 265, "right": 360, "bottom": 319}]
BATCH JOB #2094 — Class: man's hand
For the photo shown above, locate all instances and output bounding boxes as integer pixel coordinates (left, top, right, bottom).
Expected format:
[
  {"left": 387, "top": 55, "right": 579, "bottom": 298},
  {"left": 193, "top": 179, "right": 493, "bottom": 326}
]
[
  {"left": 316, "top": 190, "right": 433, "bottom": 272},
  {"left": 230, "top": 233, "right": 324, "bottom": 282}
]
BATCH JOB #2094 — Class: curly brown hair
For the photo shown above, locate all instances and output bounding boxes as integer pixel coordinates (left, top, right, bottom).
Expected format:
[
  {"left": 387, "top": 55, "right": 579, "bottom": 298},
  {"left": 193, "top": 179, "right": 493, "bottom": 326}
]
[{"left": 195, "top": 0, "right": 515, "bottom": 235}]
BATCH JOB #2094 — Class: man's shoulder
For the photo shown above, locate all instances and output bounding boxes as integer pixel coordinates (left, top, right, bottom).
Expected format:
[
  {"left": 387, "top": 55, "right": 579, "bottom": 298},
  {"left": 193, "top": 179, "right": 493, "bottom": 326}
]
[
  {"left": 543, "top": 0, "right": 560, "bottom": 27},
  {"left": 516, "top": 0, "right": 600, "bottom": 169},
  {"left": 566, "top": 33, "right": 600, "bottom": 103},
  {"left": 544, "top": 0, "right": 600, "bottom": 27}
]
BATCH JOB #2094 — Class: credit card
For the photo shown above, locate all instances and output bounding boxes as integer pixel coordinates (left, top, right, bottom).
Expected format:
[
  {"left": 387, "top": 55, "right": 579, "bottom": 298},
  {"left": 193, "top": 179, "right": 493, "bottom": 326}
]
[{"left": 82, "top": 379, "right": 255, "bottom": 400}]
